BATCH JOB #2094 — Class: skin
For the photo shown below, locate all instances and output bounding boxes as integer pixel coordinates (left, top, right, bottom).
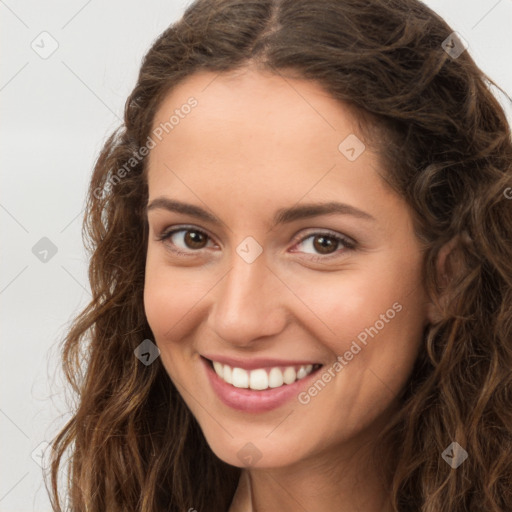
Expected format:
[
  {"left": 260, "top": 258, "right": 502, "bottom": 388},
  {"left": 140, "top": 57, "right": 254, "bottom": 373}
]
[{"left": 143, "top": 67, "right": 438, "bottom": 512}]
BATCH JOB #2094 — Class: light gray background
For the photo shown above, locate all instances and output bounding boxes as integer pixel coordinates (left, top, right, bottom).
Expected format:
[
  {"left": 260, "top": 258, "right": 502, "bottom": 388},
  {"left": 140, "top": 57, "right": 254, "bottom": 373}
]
[{"left": 1, "top": 1, "right": 511, "bottom": 510}]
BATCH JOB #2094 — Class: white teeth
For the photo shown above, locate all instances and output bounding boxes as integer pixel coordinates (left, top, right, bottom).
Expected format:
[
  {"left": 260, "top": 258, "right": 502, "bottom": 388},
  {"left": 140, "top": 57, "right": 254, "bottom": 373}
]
[
  {"left": 249, "top": 369, "right": 268, "bottom": 390},
  {"left": 268, "top": 367, "right": 284, "bottom": 388},
  {"left": 213, "top": 361, "right": 223, "bottom": 377},
  {"left": 283, "top": 366, "right": 296, "bottom": 384},
  {"left": 297, "top": 365, "right": 312, "bottom": 379},
  {"left": 231, "top": 367, "right": 249, "bottom": 388},
  {"left": 223, "top": 365, "right": 232, "bottom": 385},
  {"left": 210, "top": 360, "right": 318, "bottom": 390}
]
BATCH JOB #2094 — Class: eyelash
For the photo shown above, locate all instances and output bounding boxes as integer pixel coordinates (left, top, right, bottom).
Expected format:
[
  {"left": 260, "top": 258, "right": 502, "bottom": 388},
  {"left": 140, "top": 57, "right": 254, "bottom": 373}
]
[{"left": 156, "top": 225, "right": 356, "bottom": 260}]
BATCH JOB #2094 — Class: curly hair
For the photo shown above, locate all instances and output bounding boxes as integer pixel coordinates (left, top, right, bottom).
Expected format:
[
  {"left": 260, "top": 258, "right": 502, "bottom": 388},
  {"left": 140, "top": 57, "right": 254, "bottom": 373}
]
[{"left": 46, "top": 0, "right": 512, "bottom": 510}]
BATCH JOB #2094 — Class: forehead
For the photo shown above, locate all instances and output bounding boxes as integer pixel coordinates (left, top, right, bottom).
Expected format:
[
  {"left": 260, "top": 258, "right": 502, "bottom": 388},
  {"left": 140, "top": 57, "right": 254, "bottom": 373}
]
[
  {"left": 146, "top": 67, "right": 402, "bottom": 226},
  {"left": 149, "top": 67, "right": 362, "bottom": 159}
]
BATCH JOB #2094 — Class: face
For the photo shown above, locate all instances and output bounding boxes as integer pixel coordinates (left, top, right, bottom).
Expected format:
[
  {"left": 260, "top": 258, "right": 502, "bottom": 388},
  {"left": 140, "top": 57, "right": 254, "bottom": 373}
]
[{"left": 143, "top": 67, "right": 432, "bottom": 469}]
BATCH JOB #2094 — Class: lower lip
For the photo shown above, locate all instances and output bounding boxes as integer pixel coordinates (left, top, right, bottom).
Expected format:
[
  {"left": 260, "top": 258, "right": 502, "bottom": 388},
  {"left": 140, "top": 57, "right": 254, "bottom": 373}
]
[{"left": 201, "top": 357, "right": 322, "bottom": 413}]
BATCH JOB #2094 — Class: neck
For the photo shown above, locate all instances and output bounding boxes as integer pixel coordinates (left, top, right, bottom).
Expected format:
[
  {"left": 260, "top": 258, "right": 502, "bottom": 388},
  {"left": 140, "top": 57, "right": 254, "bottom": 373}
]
[{"left": 228, "top": 436, "right": 394, "bottom": 512}]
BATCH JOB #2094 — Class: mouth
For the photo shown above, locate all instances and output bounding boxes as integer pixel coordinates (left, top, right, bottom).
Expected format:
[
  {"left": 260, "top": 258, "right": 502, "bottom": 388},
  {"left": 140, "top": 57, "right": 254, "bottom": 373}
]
[
  {"left": 202, "top": 356, "right": 323, "bottom": 391},
  {"left": 201, "top": 355, "right": 324, "bottom": 412}
]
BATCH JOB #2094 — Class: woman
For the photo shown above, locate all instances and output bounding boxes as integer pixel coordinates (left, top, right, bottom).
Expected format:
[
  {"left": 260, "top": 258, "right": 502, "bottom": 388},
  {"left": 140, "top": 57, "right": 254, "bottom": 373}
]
[{"left": 46, "top": 0, "right": 512, "bottom": 510}]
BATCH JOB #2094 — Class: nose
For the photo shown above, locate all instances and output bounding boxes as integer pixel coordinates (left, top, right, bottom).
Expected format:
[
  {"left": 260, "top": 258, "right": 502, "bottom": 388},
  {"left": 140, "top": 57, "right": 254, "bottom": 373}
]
[{"left": 207, "top": 249, "right": 287, "bottom": 348}]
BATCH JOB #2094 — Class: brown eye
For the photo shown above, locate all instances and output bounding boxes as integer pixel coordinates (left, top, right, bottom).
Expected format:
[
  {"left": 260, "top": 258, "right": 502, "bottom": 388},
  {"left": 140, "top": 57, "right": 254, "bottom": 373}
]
[
  {"left": 158, "top": 227, "right": 213, "bottom": 254},
  {"left": 292, "top": 231, "right": 356, "bottom": 259},
  {"left": 183, "top": 230, "right": 208, "bottom": 249},
  {"left": 312, "top": 235, "right": 338, "bottom": 254}
]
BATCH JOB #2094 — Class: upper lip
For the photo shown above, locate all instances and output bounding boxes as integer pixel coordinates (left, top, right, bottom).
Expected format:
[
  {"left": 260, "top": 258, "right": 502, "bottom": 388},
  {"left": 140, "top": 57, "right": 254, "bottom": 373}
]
[{"left": 201, "top": 354, "right": 322, "bottom": 370}]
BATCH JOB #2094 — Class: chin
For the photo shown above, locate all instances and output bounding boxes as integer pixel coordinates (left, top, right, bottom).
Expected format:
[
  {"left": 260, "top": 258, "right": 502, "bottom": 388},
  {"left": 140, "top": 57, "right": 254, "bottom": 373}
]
[{"left": 200, "top": 426, "right": 307, "bottom": 469}]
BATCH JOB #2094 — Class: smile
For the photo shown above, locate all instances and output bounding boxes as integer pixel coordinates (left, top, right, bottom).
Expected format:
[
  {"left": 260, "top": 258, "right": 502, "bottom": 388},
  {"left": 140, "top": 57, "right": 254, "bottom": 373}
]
[
  {"left": 201, "top": 354, "right": 325, "bottom": 412},
  {"left": 210, "top": 360, "right": 321, "bottom": 390}
]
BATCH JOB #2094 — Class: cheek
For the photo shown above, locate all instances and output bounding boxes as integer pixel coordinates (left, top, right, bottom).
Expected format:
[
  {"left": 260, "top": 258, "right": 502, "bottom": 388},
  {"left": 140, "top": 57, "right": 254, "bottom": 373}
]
[
  {"left": 287, "top": 262, "right": 424, "bottom": 347},
  {"left": 143, "top": 251, "right": 225, "bottom": 381},
  {"left": 143, "top": 246, "right": 201, "bottom": 332},
  {"left": 143, "top": 267, "right": 176, "bottom": 339},
  {"left": 286, "top": 257, "right": 426, "bottom": 400},
  {"left": 143, "top": 252, "right": 199, "bottom": 351},
  {"left": 286, "top": 285, "right": 424, "bottom": 441},
  {"left": 143, "top": 266, "right": 200, "bottom": 386}
]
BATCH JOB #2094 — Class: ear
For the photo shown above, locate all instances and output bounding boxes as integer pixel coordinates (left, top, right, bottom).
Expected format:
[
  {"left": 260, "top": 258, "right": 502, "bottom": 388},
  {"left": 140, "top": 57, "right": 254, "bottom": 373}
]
[{"left": 425, "top": 235, "right": 461, "bottom": 324}]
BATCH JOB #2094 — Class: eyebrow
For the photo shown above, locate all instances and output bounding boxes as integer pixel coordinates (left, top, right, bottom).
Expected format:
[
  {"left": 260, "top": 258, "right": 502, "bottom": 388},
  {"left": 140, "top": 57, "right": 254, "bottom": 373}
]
[{"left": 146, "top": 197, "right": 376, "bottom": 227}]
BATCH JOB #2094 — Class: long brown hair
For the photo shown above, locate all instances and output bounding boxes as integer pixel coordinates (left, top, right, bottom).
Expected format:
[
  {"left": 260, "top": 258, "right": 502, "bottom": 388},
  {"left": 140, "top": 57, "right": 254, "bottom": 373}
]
[{"left": 46, "top": 0, "right": 512, "bottom": 510}]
